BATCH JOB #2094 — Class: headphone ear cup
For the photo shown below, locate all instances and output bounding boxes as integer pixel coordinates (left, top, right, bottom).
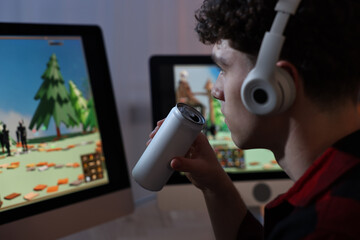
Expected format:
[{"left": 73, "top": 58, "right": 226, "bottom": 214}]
[
  {"left": 273, "top": 67, "right": 296, "bottom": 113},
  {"left": 241, "top": 67, "right": 296, "bottom": 115}
]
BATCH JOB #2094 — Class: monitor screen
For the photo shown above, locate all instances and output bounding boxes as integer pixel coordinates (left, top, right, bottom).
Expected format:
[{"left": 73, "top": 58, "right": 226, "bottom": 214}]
[
  {"left": 0, "top": 23, "right": 133, "bottom": 238},
  {"left": 150, "top": 55, "right": 288, "bottom": 181},
  {"left": 150, "top": 55, "right": 292, "bottom": 208}
]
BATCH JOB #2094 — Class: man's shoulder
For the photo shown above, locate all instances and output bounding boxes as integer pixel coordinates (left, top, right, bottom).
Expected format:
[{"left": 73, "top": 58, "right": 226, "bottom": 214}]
[
  {"left": 266, "top": 166, "right": 360, "bottom": 239},
  {"left": 330, "top": 163, "right": 360, "bottom": 201},
  {"left": 302, "top": 166, "right": 360, "bottom": 238}
]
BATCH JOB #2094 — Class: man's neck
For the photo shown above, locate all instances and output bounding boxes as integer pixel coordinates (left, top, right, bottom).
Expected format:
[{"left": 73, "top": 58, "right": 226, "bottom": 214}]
[{"left": 275, "top": 100, "right": 360, "bottom": 181}]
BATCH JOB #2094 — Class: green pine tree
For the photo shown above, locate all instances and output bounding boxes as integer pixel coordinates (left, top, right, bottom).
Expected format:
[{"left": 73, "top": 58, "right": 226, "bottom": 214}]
[
  {"left": 29, "top": 53, "right": 78, "bottom": 137},
  {"left": 209, "top": 98, "right": 229, "bottom": 132},
  {"left": 68, "top": 80, "right": 89, "bottom": 132},
  {"left": 85, "top": 98, "right": 98, "bottom": 131}
]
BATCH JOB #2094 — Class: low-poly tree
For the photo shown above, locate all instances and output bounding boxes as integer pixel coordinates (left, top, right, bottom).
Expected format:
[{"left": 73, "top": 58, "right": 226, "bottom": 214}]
[
  {"left": 85, "top": 98, "right": 98, "bottom": 131},
  {"left": 69, "top": 80, "right": 90, "bottom": 132},
  {"left": 210, "top": 98, "right": 229, "bottom": 132},
  {"left": 29, "top": 53, "right": 78, "bottom": 137}
]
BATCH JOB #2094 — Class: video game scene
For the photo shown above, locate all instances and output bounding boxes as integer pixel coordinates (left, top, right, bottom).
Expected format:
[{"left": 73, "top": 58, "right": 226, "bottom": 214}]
[
  {"left": 174, "top": 65, "right": 282, "bottom": 174},
  {"left": 0, "top": 37, "right": 108, "bottom": 211}
]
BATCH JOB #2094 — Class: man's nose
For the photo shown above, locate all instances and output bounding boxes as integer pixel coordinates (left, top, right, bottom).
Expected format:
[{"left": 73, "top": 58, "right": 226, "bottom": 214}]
[{"left": 211, "top": 72, "right": 225, "bottom": 101}]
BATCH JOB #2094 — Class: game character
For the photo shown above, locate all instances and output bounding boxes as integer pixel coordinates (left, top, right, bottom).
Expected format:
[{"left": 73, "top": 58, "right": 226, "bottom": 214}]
[
  {"left": 16, "top": 120, "right": 28, "bottom": 151},
  {"left": 205, "top": 124, "right": 217, "bottom": 139},
  {"left": 204, "top": 79, "right": 217, "bottom": 139},
  {"left": 2, "top": 124, "right": 11, "bottom": 156},
  {"left": 176, "top": 70, "right": 205, "bottom": 115},
  {"left": 0, "top": 129, "right": 4, "bottom": 153}
]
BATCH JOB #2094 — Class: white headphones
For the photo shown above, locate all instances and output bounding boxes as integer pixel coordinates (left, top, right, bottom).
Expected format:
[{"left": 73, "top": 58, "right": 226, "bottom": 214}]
[{"left": 241, "top": 0, "right": 302, "bottom": 115}]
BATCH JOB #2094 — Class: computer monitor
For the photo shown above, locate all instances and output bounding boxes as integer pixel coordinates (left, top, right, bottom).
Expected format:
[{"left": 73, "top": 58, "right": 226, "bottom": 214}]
[
  {"left": 150, "top": 55, "right": 293, "bottom": 210},
  {"left": 0, "top": 23, "right": 134, "bottom": 239}
]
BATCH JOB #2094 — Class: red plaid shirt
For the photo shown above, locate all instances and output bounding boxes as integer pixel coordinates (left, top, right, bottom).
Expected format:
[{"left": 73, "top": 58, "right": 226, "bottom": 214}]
[{"left": 237, "top": 130, "right": 360, "bottom": 239}]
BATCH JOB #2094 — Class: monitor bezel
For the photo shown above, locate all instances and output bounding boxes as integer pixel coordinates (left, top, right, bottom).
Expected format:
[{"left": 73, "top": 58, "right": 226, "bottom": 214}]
[
  {"left": 149, "top": 55, "right": 289, "bottom": 185},
  {"left": 0, "top": 22, "right": 131, "bottom": 225}
]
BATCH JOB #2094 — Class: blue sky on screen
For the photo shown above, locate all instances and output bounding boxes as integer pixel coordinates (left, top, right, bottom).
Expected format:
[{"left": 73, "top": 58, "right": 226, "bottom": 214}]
[{"left": 0, "top": 38, "right": 90, "bottom": 139}]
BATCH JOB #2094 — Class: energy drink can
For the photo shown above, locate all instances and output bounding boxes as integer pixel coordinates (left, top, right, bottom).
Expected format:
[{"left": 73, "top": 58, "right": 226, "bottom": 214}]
[{"left": 132, "top": 103, "right": 205, "bottom": 191}]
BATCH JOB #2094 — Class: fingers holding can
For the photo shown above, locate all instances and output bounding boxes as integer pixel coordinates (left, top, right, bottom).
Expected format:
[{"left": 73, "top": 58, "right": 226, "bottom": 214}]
[{"left": 147, "top": 119, "right": 165, "bottom": 146}]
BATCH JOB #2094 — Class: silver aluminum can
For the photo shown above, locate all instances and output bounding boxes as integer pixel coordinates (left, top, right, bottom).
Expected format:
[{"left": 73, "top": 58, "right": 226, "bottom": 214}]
[{"left": 132, "top": 103, "right": 205, "bottom": 191}]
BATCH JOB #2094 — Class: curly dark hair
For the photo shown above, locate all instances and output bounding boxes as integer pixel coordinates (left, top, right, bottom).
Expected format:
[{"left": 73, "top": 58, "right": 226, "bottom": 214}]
[{"left": 195, "top": 0, "right": 360, "bottom": 108}]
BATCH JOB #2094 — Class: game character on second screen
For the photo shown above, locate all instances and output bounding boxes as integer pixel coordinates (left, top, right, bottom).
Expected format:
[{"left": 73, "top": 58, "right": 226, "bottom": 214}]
[
  {"left": 16, "top": 120, "right": 28, "bottom": 152},
  {"left": 204, "top": 79, "right": 217, "bottom": 139},
  {"left": 176, "top": 70, "right": 205, "bottom": 115}
]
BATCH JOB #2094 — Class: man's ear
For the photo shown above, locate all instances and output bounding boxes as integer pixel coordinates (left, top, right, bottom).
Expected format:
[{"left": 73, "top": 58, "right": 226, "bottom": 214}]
[{"left": 276, "top": 60, "right": 300, "bottom": 89}]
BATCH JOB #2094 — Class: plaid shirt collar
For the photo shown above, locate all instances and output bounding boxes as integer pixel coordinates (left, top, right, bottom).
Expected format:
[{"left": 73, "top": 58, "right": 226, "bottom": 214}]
[{"left": 268, "top": 130, "right": 360, "bottom": 208}]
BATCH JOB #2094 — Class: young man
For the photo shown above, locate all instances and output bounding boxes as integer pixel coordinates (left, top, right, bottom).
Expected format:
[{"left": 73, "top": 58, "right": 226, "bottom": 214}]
[{"left": 150, "top": 0, "right": 360, "bottom": 239}]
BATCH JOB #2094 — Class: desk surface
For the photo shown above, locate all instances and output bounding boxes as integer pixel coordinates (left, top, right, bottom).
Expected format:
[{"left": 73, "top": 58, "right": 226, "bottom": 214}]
[{"left": 60, "top": 199, "right": 215, "bottom": 240}]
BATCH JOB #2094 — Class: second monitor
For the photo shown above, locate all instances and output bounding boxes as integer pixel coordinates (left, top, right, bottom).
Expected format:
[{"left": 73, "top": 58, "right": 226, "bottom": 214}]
[{"left": 150, "top": 55, "right": 293, "bottom": 209}]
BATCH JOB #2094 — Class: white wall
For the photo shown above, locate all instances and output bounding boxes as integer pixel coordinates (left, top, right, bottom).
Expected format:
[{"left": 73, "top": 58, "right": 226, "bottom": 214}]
[{"left": 0, "top": 0, "right": 212, "bottom": 203}]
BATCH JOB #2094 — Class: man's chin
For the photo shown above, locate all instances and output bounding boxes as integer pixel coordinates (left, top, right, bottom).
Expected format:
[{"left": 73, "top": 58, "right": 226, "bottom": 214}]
[
  {"left": 231, "top": 135, "right": 258, "bottom": 150},
  {"left": 231, "top": 134, "right": 246, "bottom": 149}
]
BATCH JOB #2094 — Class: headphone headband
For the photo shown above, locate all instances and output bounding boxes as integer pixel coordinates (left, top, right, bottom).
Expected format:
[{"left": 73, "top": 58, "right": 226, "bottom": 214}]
[
  {"left": 275, "top": 0, "right": 302, "bottom": 14},
  {"left": 255, "top": 0, "right": 301, "bottom": 74},
  {"left": 240, "top": 0, "right": 302, "bottom": 115}
]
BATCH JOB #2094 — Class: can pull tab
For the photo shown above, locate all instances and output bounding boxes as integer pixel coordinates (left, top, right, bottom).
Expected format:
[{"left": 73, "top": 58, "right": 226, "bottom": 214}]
[
  {"left": 177, "top": 103, "right": 205, "bottom": 125},
  {"left": 189, "top": 113, "right": 200, "bottom": 123}
]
